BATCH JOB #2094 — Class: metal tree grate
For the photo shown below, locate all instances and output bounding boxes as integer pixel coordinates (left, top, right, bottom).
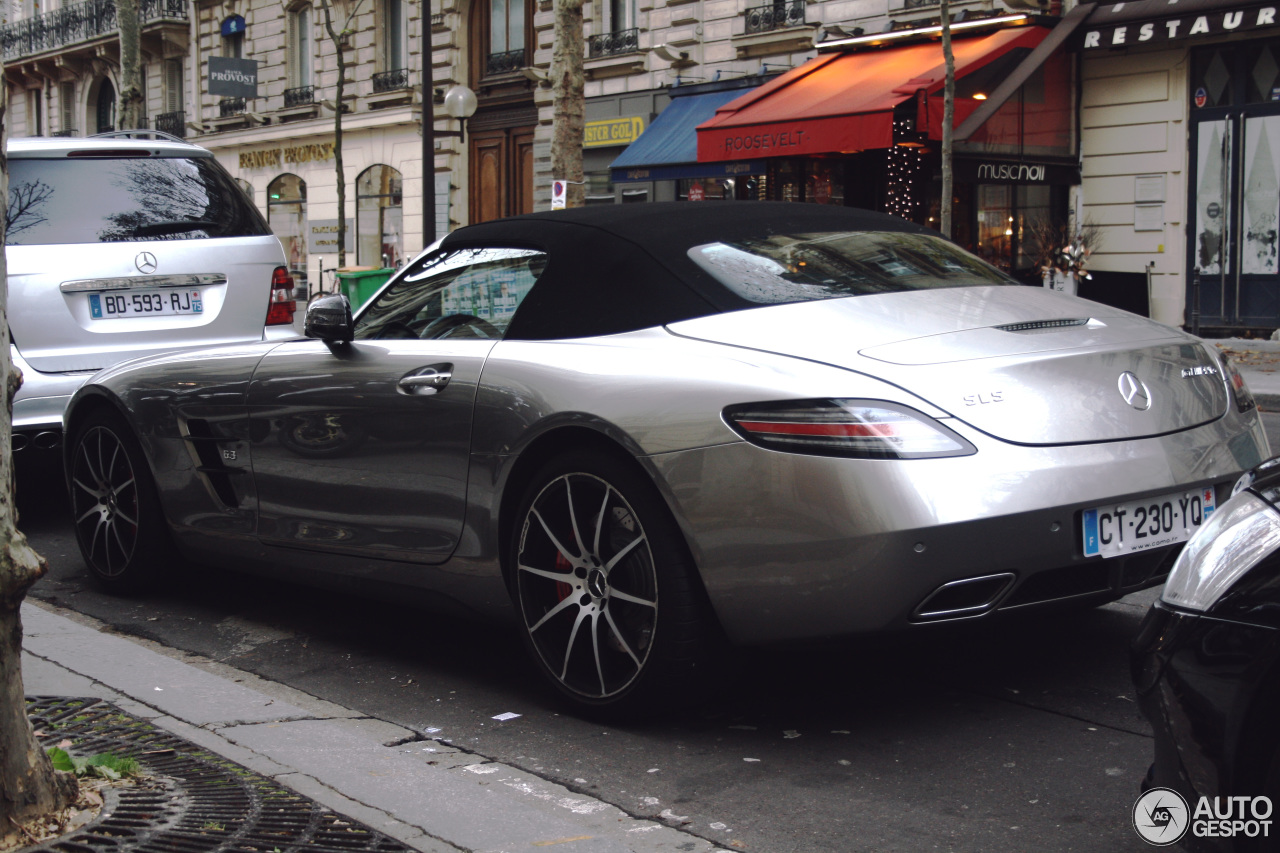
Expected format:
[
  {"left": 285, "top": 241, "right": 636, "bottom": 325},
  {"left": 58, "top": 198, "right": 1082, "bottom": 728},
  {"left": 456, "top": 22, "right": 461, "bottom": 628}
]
[{"left": 22, "top": 697, "right": 417, "bottom": 853}]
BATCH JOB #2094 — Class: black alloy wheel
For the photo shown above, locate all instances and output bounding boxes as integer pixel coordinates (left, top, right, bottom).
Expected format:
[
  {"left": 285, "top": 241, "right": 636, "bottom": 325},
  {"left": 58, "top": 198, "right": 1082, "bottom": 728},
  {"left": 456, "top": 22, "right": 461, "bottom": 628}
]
[
  {"left": 511, "top": 450, "right": 708, "bottom": 714},
  {"left": 69, "top": 410, "right": 170, "bottom": 592}
]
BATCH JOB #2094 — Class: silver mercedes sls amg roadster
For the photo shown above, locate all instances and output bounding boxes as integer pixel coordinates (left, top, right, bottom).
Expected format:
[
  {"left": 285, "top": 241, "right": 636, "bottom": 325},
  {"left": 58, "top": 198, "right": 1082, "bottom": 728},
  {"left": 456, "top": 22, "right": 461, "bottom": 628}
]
[{"left": 63, "top": 202, "right": 1269, "bottom": 713}]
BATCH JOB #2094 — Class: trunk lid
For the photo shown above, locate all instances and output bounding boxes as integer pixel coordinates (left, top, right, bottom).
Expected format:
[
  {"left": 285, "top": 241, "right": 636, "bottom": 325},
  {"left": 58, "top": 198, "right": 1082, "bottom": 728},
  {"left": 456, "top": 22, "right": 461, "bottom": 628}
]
[
  {"left": 9, "top": 237, "right": 282, "bottom": 373},
  {"left": 666, "top": 287, "right": 1228, "bottom": 445}
]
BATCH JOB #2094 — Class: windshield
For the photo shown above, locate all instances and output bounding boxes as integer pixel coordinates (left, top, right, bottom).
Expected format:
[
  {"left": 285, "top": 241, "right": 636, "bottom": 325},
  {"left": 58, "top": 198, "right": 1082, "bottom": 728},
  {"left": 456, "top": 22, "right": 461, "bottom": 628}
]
[
  {"left": 688, "top": 231, "right": 1014, "bottom": 305},
  {"left": 6, "top": 156, "right": 271, "bottom": 245}
]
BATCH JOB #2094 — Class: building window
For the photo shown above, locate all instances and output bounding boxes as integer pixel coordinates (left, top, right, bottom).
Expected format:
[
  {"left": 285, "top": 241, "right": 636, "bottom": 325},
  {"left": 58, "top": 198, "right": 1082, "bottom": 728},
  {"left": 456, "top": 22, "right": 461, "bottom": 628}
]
[
  {"left": 222, "top": 15, "right": 245, "bottom": 58},
  {"left": 381, "top": 0, "right": 406, "bottom": 72},
  {"left": 608, "top": 0, "right": 635, "bottom": 33},
  {"left": 287, "top": 4, "right": 313, "bottom": 89},
  {"left": 356, "top": 165, "right": 403, "bottom": 268},
  {"left": 485, "top": 0, "right": 527, "bottom": 75},
  {"left": 95, "top": 78, "right": 116, "bottom": 133},
  {"left": 268, "top": 174, "right": 307, "bottom": 288}
]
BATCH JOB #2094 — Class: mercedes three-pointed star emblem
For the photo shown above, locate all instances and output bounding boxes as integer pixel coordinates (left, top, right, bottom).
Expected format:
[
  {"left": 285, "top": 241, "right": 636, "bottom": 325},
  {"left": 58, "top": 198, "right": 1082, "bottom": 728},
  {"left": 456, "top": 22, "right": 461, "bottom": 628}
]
[
  {"left": 1118, "top": 371, "right": 1151, "bottom": 411},
  {"left": 135, "top": 252, "right": 158, "bottom": 274}
]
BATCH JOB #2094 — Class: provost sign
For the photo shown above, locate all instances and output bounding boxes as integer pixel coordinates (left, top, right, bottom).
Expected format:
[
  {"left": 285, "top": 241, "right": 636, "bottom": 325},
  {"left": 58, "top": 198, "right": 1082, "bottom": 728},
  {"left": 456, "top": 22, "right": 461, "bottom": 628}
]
[
  {"left": 208, "top": 56, "right": 259, "bottom": 98},
  {"left": 1082, "top": 3, "right": 1280, "bottom": 49}
]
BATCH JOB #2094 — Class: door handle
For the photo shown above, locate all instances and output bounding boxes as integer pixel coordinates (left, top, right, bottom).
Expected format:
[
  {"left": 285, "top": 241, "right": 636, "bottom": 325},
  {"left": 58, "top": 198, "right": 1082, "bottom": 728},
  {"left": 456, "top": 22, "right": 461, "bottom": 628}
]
[{"left": 398, "top": 364, "right": 453, "bottom": 395}]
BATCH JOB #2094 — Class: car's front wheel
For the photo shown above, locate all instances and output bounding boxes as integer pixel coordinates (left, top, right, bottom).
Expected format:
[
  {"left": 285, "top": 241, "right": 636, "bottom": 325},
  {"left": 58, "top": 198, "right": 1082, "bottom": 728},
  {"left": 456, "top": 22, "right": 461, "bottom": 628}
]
[
  {"left": 68, "top": 409, "right": 171, "bottom": 593},
  {"left": 510, "top": 450, "right": 711, "bottom": 715}
]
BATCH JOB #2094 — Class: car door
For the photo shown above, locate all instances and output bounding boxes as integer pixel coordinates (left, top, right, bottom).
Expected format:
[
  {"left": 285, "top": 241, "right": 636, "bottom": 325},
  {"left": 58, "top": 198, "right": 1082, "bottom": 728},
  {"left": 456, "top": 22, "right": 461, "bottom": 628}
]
[{"left": 246, "top": 246, "right": 546, "bottom": 562}]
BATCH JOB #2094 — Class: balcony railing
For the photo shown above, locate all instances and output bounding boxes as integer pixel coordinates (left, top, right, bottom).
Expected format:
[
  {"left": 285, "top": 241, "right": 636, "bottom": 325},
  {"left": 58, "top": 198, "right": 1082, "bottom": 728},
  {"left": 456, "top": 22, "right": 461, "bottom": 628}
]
[
  {"left": 219, "top": 97, "right": 245, "bottom": 117},
  {"left": 284, "top": 85, "right": 315, "bottom": 107},
  {"left": 0, "top": 0, "right": 187, "bottom": 61},
  {"left": 372, "top": 68, "right": 410, "bottom": 92},
  {"left": 744, "top": 0, "right": 805, "bottom": 34},
  {"left": 154, "top": 110, "right": 184, "bottom": 137},
  {"left": 52, "top": 128, "right": 77, "bottom": 137},
  {"left": 904, "top": 0, "right": 940, "bottom": 7},
  {"left": 486, "top": 48, "right": 525, "bottom": 76},
  {"left": 588, "top": 27, "right": 639, "bottom": 58}
]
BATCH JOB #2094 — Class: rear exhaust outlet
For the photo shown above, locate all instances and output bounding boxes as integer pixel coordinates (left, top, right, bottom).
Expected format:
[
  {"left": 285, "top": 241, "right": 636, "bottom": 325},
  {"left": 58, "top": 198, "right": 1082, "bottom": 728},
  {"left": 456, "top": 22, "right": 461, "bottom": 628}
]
[
  {"left": 11, "top": 433, "right": 29, "bottom": 452},
  {"left": 913, "top": 572, "right": 1016, "bottom": 622},
  {"left": 33, "top": 431, "right": 62, "bottom": 450}
]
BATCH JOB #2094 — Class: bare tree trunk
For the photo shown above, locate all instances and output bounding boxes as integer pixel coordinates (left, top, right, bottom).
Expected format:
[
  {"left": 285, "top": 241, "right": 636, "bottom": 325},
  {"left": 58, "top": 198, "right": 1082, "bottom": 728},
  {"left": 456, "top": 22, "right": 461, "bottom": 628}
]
[
  {"left": 0, "top": 65, "right": 77, "bottom": 846},
  {"left": 550, "top": 0, "right": 584, "bottom": 208},
  {"left": 939, "top": 0, "right": 954, "bottom": 239},
  {"left": 118, "top": 0, "right": 144, "bottom": 130},
  {"left": 318, "top": 0, "right": 357, "bottom": 266}
]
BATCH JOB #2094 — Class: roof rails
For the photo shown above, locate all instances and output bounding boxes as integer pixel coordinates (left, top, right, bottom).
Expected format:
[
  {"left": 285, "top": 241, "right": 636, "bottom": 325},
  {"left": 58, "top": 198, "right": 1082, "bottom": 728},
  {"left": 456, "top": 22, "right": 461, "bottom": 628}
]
[{"left": 90, "top": 130, "right": 195, "bottom": 145}]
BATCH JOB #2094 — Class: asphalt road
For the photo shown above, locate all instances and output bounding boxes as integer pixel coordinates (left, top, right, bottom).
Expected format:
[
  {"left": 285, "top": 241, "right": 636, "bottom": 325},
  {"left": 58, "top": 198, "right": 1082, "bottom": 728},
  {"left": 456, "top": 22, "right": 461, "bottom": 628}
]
[{"left": 19, "top": 413, "right": 1280, "bottom": 853}]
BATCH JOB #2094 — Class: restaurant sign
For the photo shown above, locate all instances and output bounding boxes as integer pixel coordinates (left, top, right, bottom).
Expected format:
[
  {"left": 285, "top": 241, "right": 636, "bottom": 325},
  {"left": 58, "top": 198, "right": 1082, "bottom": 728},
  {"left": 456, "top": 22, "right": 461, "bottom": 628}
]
[
  {"left": 1082, "top": 3, "right": 1280, "bottom": 49},
  {"left": 584, "top": 116, "right": 646, "bottom": 149}
]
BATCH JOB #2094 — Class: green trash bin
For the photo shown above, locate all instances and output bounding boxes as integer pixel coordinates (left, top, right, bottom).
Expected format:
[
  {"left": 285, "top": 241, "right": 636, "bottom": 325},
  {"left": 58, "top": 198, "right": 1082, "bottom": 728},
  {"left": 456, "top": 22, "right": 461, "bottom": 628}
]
[{"left": 335, "top": 267, "right": 394, "bottom": 310}]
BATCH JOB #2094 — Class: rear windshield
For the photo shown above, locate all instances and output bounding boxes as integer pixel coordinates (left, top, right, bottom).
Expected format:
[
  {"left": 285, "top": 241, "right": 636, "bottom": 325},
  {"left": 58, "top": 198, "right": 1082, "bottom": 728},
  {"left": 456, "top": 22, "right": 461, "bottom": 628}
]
[
  {"left": 6, "top": 156, "right": 271, "bottom": 245},
  {"left": 687, "top": 231, "right": 1014, "bottom": 304}
]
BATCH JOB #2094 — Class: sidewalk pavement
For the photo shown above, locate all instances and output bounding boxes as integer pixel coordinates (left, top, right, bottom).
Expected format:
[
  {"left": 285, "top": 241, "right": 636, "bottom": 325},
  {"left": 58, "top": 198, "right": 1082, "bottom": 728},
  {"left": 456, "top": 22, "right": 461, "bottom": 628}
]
[
  {"left": 1207, "top": 337, "right": 1280, "bottom": 411},
  {"left": 20, "top": 601, "right": 728, "bottom": 853}
]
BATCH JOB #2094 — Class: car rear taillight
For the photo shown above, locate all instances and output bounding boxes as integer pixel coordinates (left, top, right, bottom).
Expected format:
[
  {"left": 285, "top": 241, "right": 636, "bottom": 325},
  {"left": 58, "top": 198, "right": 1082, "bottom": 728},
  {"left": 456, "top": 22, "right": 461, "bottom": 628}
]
[
  {"left": 1220, "top": 352, "right": 1257, "bottom": 413},
  {"left": 266, "top": 266, "right": 296, "bottom": 326},
  {"left": 724, "top": 399, "right": 976, "bottom": 459}
]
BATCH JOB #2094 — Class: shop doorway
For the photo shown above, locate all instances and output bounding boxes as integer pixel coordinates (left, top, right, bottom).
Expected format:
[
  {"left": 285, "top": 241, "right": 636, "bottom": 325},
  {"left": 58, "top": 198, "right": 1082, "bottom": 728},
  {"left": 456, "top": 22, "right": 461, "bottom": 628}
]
[{"left": 1188, "top": 41, "right": 1280, "bottom": 329}]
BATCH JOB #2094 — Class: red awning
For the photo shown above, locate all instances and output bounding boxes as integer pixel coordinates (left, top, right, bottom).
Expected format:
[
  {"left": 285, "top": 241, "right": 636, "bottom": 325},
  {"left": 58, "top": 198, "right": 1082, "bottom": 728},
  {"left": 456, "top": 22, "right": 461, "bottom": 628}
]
[{"left": 696, "top": 26, "right": 1048, "bottom": 163}]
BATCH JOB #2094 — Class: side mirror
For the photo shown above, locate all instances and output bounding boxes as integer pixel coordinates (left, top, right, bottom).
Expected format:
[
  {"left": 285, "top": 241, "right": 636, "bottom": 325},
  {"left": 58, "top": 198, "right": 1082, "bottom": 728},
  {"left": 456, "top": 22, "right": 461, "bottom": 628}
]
[{"left": 305, "top": 293, "right": 354, "bottom": 343}]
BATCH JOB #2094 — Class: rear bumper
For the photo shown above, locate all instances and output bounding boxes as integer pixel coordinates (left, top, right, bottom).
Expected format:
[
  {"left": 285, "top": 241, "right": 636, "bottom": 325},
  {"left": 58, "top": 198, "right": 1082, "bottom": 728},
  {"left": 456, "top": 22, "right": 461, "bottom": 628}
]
[
  {"left": 648, "top": 410, "right": 1270, "bottom": 643},
  {"left": 11, "top": 346, "right": 94, "bottom": 435}
]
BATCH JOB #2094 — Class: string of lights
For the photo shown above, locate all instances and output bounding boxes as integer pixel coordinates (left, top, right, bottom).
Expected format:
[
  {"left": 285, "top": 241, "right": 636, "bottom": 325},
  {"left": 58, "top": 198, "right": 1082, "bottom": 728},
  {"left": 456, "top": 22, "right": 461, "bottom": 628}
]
[{"left": 886, "top": 119, "right": 923, "bottom": 220}]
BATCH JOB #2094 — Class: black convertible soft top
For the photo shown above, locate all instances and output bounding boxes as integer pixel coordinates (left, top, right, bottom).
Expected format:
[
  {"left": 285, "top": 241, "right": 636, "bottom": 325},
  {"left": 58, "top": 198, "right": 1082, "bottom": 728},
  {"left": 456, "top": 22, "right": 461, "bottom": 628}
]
[{"left": 439, "top": 202, "right": 934, "bottom": 341}]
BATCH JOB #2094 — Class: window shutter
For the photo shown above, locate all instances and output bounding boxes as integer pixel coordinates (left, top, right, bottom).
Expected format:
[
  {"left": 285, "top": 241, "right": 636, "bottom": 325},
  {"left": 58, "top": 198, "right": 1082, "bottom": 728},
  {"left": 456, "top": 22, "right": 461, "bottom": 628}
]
[
  {"left": 165, "top": 59, "right": 183, "bottom": 113},
  {"left": 59, "top": 82, "right": 74, "bottom": 133}
]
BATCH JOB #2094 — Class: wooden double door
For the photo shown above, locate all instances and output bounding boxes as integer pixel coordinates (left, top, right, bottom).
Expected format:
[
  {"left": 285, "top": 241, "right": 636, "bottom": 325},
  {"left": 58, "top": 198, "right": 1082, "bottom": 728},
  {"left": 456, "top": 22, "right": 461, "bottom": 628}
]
[{"left": 469, "top": 125, "right": 535, "bottom": 224}]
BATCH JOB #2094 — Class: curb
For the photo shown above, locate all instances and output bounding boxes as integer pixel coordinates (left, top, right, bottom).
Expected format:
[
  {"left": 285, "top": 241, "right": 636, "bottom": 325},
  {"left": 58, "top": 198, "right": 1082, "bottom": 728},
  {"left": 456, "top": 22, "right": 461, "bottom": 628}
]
[{"left": 20, "top": 602, "right": 731, "bottom": 853}]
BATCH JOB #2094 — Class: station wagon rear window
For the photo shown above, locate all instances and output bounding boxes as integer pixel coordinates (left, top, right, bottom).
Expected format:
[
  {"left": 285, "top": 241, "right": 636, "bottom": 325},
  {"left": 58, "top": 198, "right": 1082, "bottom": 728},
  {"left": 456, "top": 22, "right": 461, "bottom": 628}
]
[
  {"left": 6, "top": 156, "right": 270, "bottom": 245},
  {"left": 688, "top": 231, "right": 1014, "bottom": 305}
]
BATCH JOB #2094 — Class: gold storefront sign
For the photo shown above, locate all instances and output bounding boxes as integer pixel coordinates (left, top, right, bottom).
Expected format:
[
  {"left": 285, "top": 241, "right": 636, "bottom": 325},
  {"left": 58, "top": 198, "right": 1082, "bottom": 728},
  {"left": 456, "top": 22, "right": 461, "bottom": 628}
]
[
  {"left": 583, "top": 116, "right": 645, "bottom": 149},
  {"left": 240, "top": 141, "right": 336, "bottom": 170}
]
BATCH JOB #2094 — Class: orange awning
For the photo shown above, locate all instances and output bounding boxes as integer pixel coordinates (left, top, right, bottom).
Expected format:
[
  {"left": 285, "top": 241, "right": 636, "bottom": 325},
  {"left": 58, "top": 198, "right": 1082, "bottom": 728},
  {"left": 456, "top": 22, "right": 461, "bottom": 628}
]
[{"left": 696, "top": 26, "right": 1048, "bottom": 163}]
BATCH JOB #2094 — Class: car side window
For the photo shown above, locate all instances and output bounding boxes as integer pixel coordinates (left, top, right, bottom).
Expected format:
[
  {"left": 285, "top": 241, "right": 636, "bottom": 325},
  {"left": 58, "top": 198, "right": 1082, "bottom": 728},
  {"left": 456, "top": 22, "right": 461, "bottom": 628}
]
[{"left": 354, "top": 247, "right": 546, "bottom": 341}]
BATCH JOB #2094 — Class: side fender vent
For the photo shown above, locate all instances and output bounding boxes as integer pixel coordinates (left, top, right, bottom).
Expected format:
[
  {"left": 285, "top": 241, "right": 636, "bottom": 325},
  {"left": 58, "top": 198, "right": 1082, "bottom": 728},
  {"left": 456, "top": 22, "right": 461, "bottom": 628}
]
[{"left": 181, "top": 418, "right": 242, "bottom": 508}]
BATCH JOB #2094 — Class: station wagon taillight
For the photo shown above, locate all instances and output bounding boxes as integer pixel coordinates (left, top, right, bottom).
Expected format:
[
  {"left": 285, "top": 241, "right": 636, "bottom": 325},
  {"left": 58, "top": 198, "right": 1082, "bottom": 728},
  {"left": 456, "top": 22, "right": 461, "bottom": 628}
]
[{"left": 266, "top": 266, "right": 296, "bottom": 326}]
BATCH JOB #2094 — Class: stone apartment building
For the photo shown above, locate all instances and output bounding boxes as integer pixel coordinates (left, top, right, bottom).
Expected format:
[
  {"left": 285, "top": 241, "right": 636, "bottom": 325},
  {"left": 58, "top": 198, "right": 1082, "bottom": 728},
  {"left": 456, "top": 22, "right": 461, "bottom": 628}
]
[{"left": 8, "top": 0, "right": 1280, "bottom": 331}]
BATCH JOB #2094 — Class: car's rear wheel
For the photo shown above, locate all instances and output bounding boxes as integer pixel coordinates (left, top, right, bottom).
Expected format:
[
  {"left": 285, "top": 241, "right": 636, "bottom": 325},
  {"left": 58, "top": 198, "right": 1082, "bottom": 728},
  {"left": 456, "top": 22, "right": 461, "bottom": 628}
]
[
  {"left": 510, "top": 450, "right": 709, "bottom": 715},
  {"left": 68, "top": 409, "right": 170, "bottom": 593}
]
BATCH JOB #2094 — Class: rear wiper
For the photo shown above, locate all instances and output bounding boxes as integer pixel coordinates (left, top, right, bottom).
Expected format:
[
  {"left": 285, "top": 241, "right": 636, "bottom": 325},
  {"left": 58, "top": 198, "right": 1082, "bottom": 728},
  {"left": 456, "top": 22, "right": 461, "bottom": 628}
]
[{"left": 132, "top": 220, "right": 220, "bottom": 237}]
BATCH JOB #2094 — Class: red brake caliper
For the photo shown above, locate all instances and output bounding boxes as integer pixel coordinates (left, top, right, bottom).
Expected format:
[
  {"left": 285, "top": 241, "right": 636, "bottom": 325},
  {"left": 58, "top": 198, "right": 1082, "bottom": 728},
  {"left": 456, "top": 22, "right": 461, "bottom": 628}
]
[{"left": 555, "top": 551, "right": 573, "bottom": 601}]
